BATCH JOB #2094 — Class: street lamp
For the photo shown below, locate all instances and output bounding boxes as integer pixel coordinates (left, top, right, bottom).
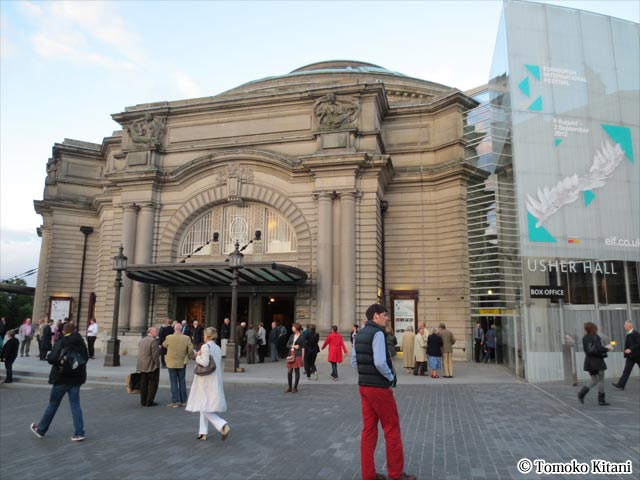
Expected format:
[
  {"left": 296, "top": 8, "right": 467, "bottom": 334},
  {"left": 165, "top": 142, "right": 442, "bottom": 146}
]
[
  {"left": 223, "top": 240, "right": 244, "bottom": 373},
  {"left": 222, "top": 230, "right": 261, "bottom": 373},
  {"left": 104, "top": 244, "right": 127, "bottom": 367}
]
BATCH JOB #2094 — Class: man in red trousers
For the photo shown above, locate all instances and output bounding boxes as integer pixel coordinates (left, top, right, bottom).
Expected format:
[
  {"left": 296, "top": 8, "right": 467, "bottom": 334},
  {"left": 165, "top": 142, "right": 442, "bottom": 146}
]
[{"left": 351, "top": 303, "right": 416, "bottom": 480}]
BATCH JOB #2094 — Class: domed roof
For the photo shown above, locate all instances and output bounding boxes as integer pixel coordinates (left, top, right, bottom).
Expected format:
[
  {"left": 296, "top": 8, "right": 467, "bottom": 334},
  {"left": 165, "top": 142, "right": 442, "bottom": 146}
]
[
  {"left": 218, "top": 60, "right": 453, "bottom": 101},
  {"left": 289, "top": 60, "right": 408, "bottom": 77}
]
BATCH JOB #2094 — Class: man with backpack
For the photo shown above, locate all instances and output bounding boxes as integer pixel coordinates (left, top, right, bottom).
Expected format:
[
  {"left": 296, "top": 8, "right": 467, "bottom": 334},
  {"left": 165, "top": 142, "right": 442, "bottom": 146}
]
[{"left": 30, "top": 321, "right": 89, "bottom": 441}]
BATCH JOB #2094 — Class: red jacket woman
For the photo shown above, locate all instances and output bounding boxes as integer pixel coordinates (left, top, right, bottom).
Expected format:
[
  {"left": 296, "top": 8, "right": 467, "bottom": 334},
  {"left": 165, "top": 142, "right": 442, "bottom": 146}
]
[{"left": 321, "top": 326, "right": 348, "bottom": 380}]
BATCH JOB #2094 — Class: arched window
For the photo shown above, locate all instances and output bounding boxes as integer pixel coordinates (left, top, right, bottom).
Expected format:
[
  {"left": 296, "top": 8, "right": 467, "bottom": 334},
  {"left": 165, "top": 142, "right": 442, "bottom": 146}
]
[
  {"left": 180, "top": 204, "right": 296, "bottom": 258},
  {"left": 180, "top": 212, "right": 211, "bottom": 257}
]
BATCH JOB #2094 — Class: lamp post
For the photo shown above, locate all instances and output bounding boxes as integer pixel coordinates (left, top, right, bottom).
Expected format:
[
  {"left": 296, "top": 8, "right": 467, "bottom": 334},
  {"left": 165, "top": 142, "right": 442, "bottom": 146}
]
[
  {"left": 223, "top": 240, "right": 244, "bottom": 373},
  {"left": 104, "top": 244, "right": 127, "bottom": 367}
]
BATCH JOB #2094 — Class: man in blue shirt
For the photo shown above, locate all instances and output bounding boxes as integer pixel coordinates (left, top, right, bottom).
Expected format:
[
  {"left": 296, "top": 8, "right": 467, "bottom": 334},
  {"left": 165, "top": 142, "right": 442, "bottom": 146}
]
[{"left": 352, "top": 303, "right": 415, "bottom": 480}]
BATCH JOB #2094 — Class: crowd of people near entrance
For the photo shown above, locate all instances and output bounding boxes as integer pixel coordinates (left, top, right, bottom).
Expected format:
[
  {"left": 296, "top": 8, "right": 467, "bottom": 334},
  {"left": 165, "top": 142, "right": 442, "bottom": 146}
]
[{"left": 399, "top": 322, "right": 457, "bottom": 378}]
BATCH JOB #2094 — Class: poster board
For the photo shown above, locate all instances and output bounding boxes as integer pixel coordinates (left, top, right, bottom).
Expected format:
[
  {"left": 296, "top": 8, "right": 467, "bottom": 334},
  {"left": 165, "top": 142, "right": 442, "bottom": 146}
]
[
  {"left": 390, "top": 290, "right": 419, "bottom": 350},
  {"left": 49, "top": 297, "right": 73, "bottom": 322}
]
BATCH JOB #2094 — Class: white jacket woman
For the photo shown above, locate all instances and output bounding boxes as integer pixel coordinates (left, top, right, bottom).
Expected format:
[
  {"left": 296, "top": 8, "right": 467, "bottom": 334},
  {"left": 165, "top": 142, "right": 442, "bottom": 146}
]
[{"left": 186, "top": 327, "right": 230, "bottom": 441}]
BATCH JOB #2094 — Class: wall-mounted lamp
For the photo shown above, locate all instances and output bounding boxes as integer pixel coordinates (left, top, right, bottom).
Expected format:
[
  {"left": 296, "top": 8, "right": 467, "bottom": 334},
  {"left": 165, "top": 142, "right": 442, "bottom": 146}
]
[
  {"left": 255, "top": 230, "right": 261, "bottom": 241},
  {"left": 488, "top": 289, "right": 493, "bottom": 295},
  {"left": 213, "top": 232, "right": 219, "bottom": 242}
]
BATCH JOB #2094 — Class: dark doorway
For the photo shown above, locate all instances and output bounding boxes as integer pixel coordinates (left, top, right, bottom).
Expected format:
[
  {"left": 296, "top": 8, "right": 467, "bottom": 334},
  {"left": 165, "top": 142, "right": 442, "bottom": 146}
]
[
  {"left": 217, "top": 296, "right": 250, "bottom": 330},
  {"left": 262, "top": 296, "right": 295, "bottom": 333},
  {"left": 176, "top": 297, "right": 206, "bottom": 324}
]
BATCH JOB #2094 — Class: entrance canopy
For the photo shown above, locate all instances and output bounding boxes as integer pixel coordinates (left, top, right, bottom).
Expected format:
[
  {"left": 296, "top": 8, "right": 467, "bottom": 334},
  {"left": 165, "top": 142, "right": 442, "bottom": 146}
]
[{"left": 125, "top": 262, "right": 308, "bottom": 287}]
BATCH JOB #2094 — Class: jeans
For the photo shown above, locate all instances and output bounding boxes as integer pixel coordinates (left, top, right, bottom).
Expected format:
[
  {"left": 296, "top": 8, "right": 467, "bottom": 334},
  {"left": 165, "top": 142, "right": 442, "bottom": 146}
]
[
  {"left": 270, "top": 342, "right": 278, "bottom": 362},
  {"left": 330, "top": 361, "right": 338, "bottom": 378},
  {"left": 37, "top": 384, "right": 84, "bottom": 436},
  {"left": 168, "top": 367, "right": 187, "bottom": 403}
]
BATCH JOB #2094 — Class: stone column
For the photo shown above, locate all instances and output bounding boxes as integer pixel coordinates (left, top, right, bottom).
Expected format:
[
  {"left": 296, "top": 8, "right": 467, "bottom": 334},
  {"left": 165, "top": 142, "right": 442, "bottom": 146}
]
[
  {"left": 32, "top": 227, "right": 51, "bottom": 321},
  {"left": 129, "top": 204, "right": 155, "bottom": 333},
  {"left": 316, "top": 192, "right": 333, "bottom": 331},
  {"left": 119, "top": 204, "right": 138, "bottom": 331},
  {"left": 339, "top": 191, "right": 356, "bottom": 332}
]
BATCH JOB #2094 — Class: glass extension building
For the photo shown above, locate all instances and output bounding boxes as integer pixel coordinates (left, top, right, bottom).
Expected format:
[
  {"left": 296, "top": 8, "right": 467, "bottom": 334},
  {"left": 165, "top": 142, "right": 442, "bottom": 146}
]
[{"left": 465, "top": 1, "right": 639, "bottom": 381}]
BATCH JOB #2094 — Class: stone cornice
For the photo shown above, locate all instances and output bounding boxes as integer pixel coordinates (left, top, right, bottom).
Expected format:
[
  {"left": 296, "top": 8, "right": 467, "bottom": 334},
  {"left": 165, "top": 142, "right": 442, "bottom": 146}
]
[
  {"left": 389, "top": 90, "right": 478, "bottom": 115},
  {"left": 391, "top": 160, "right": 485, "bottom": 186}
]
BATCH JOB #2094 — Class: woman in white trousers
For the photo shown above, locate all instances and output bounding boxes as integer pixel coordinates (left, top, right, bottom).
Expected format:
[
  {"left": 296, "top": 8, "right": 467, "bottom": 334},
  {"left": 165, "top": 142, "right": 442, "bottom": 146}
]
[{"left": 186, "top": 327, "right": 230, "bottom": 441}]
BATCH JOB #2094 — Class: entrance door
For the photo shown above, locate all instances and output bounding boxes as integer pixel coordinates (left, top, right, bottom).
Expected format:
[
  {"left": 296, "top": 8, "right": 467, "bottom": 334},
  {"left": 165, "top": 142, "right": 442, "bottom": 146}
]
[
  {"left": 176, "top": 297, "right": 206, "bottom": 324},
  {"left": 217, "top": 296, "right": 250, "bottom": 329},
  {"left": 262, "top": 295, "right": 295, "bottom": 333}
]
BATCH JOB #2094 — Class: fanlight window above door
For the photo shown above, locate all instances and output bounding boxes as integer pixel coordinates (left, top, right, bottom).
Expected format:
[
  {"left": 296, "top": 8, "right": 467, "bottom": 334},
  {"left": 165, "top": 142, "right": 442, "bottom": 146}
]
[{"left": 180, "top": 204, "right": 297, "bottom": 257}]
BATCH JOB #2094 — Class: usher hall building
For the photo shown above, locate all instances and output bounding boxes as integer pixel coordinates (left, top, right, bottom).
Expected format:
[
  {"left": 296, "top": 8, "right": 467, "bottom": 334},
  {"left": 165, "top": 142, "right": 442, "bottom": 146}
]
[{"left": 32, "top": 1, "right": 639, "bottom": 382}]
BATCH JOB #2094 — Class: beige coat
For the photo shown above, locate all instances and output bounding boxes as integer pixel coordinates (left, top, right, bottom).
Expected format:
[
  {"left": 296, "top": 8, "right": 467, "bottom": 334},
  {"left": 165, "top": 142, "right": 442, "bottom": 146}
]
[
  {"left": 401, "top": 331, "right": 415, "bottom": 368},
  {"left": 414, "top": 333, "right": 427, "bottom": 362},
  {"left": 136, "top": 335, "right": 160, "bottom": 373},
  {"left": 439, "top": 329, "right": 456, "bottom": 353},
  {"left": 162, "top": 332, "right": 194, "bottom": 368}
]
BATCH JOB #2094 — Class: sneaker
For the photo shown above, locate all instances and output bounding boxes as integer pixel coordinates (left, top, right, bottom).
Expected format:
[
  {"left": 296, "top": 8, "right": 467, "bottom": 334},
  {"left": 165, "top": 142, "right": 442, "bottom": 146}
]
[
  {"left": 314, "top": 371, "right": 318, "bottom": 381},
  {"left": 221, "top": 423, "right": 231, "bottom": 441},
  {"left": 180, "top": 402, "right": 187, "bottom": 407},
  {"left": 30, "top": 423, "right": 43, "bottom": 438},
  {"left": 71, "top": 435, "right": 85, "bottom": 442},
  {"left": 611, "top": 383, "right": 625, "bottom": 391},
  {"left": 333, "top": 377, "right": 338, "bottom": 381}
]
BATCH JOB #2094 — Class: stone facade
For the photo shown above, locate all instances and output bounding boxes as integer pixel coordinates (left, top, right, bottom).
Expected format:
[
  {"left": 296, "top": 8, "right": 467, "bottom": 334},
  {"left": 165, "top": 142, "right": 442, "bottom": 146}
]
[{"left": 33, "top": 61, "right": 479, "bottom": 357}]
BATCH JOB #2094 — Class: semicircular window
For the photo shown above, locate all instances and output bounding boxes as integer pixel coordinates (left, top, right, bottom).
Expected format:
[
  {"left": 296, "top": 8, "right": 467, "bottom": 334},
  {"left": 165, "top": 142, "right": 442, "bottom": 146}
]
[{"left": 180, "top": 204, "right": 297, "bottom": 258}]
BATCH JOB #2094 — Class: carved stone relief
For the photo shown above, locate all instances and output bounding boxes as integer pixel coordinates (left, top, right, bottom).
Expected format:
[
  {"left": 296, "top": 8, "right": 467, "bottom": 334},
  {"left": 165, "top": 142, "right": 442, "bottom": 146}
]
[
  {"left": 313, "top": 93, "right": 359, "bottom": 131},
  {"left": 126, "top": 114, "right": 166, "bottom": 150},
  {"left": 215, "top": 164, "right": 255, "bottom": 202}
]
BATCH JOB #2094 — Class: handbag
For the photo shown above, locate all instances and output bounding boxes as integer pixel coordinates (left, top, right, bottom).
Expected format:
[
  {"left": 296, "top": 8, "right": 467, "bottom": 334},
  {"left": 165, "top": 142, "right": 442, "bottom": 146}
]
[
  {"left": 286, "top": 348, "right": 295, "bottom": 363},
  {"left": 194, "top": 347, "right": 216, "bottom": 376}
]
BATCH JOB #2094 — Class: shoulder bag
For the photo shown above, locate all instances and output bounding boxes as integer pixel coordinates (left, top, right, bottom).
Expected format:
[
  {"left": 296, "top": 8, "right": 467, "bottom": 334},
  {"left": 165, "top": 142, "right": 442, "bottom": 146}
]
[{"left": 194, "top": 345, "right": 216, "bottom": 376}]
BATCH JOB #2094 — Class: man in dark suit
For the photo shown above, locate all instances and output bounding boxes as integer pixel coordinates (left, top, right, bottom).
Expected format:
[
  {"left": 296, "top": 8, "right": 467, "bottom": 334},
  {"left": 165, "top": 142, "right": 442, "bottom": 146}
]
[
  {"left": 612, "top": 320, "right": 640, "bottom": 391},
  {"left": 158, "top": 319, "right": 174, "bottom": 368},
  {"left": 1, "top": 330, "right": 20, "bottom": 383},
  {"left": 40, "top": 320, "right": 53, "bottom": 360}
]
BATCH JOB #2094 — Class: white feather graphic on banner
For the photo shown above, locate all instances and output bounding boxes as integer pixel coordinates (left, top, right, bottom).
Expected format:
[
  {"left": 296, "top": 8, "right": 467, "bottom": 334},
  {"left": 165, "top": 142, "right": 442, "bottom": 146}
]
[{"left": 526, "top": 141, "right": 625, "bottom": 227}]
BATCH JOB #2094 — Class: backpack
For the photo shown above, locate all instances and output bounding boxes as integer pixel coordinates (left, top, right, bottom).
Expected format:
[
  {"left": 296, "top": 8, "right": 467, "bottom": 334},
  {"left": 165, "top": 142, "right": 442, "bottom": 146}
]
[{"left": 57, "top": 347, "right": 86, "bottom": 375}]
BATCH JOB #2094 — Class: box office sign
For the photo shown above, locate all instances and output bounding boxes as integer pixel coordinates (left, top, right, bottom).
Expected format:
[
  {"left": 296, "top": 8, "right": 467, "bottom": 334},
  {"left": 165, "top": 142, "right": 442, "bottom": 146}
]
[{"left": 529, "top": 285, "right": 565, "bottom": 299}]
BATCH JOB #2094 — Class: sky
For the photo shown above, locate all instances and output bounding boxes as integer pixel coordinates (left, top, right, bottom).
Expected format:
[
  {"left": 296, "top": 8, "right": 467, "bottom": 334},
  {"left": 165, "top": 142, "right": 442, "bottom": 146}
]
[{"left": 1, "top": 0, "right": 638, "bottom": 287}]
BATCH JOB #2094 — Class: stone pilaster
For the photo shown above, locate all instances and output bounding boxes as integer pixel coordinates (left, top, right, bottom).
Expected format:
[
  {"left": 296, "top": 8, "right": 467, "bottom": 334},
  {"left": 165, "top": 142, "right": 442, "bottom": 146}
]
[
  {"left": 316, "top": 192, "right": 333, "bottom": 331},
  {"left": 339, "top": 191, "right": 356, "bottom": 332},
  {"left": 119, "top": 204, "right": 138, "bottom": 331},
  {"left": 129, "top": 204, "right": 155, "bottom": 333},
  {"left": 32, "top": 226, "right": 50, "bottom": 321}
]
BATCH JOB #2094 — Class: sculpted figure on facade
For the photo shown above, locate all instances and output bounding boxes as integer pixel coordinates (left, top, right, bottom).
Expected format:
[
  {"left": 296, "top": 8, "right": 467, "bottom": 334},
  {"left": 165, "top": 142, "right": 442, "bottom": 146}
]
[
  {"left": 313, "top": 93, "right": 359, "bottom": 130},
  {"left": 127, "top": 114, "right": 166, "bottom": 149},
  {"left": 45, "top": 156, "right": 58, "bottom": 184}
]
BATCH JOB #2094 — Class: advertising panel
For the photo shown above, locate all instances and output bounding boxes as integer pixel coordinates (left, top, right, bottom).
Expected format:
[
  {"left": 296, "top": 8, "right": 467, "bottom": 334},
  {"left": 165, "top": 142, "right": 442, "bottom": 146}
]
[{"left": 505, "top": 2, "right": 640, "bottom": 261}]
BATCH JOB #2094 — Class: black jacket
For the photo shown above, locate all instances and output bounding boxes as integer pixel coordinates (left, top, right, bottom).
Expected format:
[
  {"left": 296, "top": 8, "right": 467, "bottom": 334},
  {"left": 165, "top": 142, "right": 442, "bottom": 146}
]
[
  {"left": 582, "top": 334, "right": 608, "bottom": 373},
  {"left": 305, "top": 332, "right": 320, "bottom": 354},
  {"left": 426, "top": 334, "right": 443, "bottom": 357},
  {"left": 355, "top": 321, "right": 395, "bottom": 388},
  {"left": 48, "top": 333, "right": 89, "bottom": 385},
  {"left": 623, "top": 330, "right": 640, "bottom": 360},
  {"left": 286, "top": 333, "right": 306, "bottom": 358},
  {"left": 1, "top": 337, "right": 19, "bottom": 363},
  {"left": 41, "top": 325, "right": 53, "bottom": 350},
  {"left": 220, "top": 323, "right": 230, "bottom": 340}
]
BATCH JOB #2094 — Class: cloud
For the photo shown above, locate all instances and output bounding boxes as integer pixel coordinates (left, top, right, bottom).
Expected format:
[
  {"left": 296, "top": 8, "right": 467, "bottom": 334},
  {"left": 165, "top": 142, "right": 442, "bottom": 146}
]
[
  {"left": 20, "top": 0, "right": 142, "bottom": 71},
  {"left": 170, "top": 71, "right": 207, "bottom": 99},
  {"left": 0, "top": 228, "right": 40, "bottom": 286}
]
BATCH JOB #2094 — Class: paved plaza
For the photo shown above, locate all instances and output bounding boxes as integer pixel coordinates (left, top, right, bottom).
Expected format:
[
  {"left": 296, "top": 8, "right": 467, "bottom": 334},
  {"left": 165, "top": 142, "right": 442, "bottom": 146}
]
[{"left": 1, "top": 354, "right": 638, "bottom": 480}]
